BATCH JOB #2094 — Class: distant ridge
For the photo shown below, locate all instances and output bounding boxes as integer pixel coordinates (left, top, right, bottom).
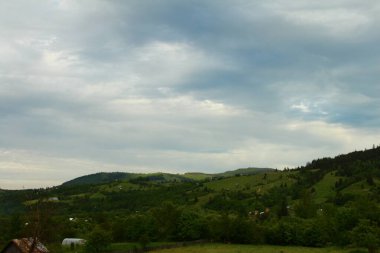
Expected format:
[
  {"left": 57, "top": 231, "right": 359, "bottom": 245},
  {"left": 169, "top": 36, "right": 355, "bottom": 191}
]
[
  {"left": 61, "top": 172, "right": 134, "bottom": 186},
  {"left": 62, "top": 146, "right": 380, "bottom": 187},
  {"left": 62, "top": 167, "right": 273, "bottom": 186},
  {"left": 216, "top": 167, "right": 273, "bottom": 177}
]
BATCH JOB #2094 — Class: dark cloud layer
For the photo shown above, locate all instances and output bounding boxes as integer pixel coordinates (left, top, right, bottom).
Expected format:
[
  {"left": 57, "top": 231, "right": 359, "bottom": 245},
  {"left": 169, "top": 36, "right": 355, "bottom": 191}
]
[{"left": 0, "top": 0, "right": 379, "bottom": 189}]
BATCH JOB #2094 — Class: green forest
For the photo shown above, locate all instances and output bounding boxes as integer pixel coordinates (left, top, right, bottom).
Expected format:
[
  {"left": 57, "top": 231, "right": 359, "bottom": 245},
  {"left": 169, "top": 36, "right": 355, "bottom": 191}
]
[{"left": 1, "top": 147, "right": 380, "bottom": 253}]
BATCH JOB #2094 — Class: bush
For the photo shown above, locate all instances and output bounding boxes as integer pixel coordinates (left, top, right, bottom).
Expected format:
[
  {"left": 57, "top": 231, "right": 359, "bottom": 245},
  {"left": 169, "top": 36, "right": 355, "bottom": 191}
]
[
  {"left": 351, "top": 219, "right": 380, "bottom": 253},
  {"left": 208, "top": 214, "right": 263, "bottom": 244},
  {"left": 177, "top": 209, "right": 206, "bottom": 241},
  {"left": 265, "top": 217, "right": 331, "bottom": 247},
  {"left": 85, "top": 226, "right": 112, "bottom": 253}
]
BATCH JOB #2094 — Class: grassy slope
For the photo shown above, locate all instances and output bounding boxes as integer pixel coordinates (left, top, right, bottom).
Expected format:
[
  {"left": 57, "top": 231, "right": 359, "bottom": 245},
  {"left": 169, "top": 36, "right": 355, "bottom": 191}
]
[
  {"left": 53, "top": 168, "right": 278, "bottom": 203},
  {"left": 17, "top": 160, "right": 380, "bottom": 214},
  {"left": 193, "top": 171, "right": 297, "bottom": 207},
  {"left": 23, "top": 167, "right": 377, "bottom": 210},
  {"left": 183, "top": 173, "right": 213, "bottom": 180},
  {"left": 312, "top": 171, "right": 343, "bottom": 203},
  {"left": 25, "top": 170, "right": 297, "bottom": 206},
  {"left": 153, "top": 244, "right": 357, "bottom": 253},
  {"left": 341, "top": 180, "right": 373, "bottom": 196},
  {"left": 312, "top": 172, "right": 378, "bottom": 203},
  {"left": 205, "top": 170, "right": 297, "bottom": 193}
]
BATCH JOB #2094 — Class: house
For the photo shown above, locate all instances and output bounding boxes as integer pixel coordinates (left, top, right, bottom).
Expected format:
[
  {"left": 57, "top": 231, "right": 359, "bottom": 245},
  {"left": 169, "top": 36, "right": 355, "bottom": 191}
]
[
  {"left": 47, "top": 197, "right": 59, "bottom": 202},
  {"left": 61, "top": 238, "right": 86, "bottom": 248},
  {"left": 0, "top": 238, "right": 49, "bottom": 253}
]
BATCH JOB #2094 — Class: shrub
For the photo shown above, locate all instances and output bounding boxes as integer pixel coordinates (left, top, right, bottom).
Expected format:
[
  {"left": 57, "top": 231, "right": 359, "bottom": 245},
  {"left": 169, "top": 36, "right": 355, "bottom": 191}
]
[{"left": 85, "top": 226, "right": 112, "bottom": 253}]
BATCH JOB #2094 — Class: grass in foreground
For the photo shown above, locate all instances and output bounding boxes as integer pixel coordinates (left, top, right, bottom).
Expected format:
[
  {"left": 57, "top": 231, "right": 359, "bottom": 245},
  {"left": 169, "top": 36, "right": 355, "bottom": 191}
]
[
  {"left": 110, "top": 241, "right": 177, "bottom": 251},
  {"left": 153, "top": 244, "right": 360, "bottom": 253}
]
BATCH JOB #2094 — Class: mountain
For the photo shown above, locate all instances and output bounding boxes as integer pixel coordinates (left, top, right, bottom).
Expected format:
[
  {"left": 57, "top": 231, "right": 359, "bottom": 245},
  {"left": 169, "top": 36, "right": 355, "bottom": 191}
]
[
  {"left": 215, "top": 167, "right": 273, "bottom": 177},
  {"left": 62, "top": 167, "right": 274, "bottom": 187},
  {"left": 62, "top": 172, "right": 194, "bottom": 187},
  {"left": 61, "top": 172, "right": 135, "bottom": 186}
]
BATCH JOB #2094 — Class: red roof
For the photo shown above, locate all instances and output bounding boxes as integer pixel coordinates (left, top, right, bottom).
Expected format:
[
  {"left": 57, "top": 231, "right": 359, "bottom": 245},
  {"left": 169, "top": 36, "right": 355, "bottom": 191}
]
[{"left": 1, "top": 238, "right": 49, "bottom": 253}]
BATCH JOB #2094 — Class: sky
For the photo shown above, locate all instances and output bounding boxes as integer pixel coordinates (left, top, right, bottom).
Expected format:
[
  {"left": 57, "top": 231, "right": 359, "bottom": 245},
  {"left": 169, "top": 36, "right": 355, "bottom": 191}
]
[{"left": 1, "top": 0, "right": 380, "bottom": 189}]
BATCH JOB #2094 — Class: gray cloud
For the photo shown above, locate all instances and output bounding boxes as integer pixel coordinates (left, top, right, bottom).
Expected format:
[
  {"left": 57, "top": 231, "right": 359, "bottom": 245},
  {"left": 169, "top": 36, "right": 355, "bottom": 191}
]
[{"left": 0, "top": 0, "right": 380, "bottom": 189}]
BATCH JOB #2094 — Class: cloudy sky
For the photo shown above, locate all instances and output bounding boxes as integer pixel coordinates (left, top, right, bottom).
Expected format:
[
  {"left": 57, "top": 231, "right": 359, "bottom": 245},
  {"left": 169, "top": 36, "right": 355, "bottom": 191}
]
[{"left": 1, "top": 0, "right": 380, "bottom": 189}]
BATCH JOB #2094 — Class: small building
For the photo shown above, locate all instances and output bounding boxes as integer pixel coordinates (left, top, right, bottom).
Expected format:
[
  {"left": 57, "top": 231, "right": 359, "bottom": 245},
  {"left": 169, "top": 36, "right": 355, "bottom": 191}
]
[
  {"left": 47, "top": 197, "right": 59, "bottom": 202},
  {"left": 0, "top": 238, "right": 49, "bottom": 253},
  {"left": 61, "top": 238, "right": 86, "bottom": 248}
]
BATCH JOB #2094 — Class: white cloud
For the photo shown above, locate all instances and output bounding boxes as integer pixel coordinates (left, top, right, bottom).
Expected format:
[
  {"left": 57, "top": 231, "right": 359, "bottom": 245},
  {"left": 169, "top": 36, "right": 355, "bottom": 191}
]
[
  {"left": 280, "top": 9, "right": 370, "bottom": 36},
  {"left": 245, "top": 0, "right": 380, "bottom": 44},
  {"left": 107, "top": 96, "right": 242, "bottom": 118},
  {"left": 291, "top": 102, "right": 310, "bottom": 113}
]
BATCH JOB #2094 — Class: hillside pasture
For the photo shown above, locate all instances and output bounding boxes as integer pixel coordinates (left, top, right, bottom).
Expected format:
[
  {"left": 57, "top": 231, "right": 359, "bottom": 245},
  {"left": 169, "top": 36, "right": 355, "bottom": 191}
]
[
  {"left": 205, "top": 170, "right": 297, "bottom": 193},
  {"left": 341, "top": 180, "right": 373, "bottom": 196},
  {"left": 311, "top": 171, "right": 343, "bottom": 203},
  {"left": 183, "top": 172, "right": 213, "bottom": 180}
]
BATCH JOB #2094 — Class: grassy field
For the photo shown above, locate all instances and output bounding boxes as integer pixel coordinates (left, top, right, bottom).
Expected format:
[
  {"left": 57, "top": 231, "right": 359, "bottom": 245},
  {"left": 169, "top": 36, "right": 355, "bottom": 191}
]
[
  {"left": 205, "top": 170, "right": 296, "bottom": 193},
  {"left": 341, "top": 179, "right": 374, "bottom": 196},
  {"left": 50, "top": 243, "right": 363, "bottom": 253},
  {"left": 109, "top": 241, "right": 177, "bottom": 251},
  {"left": 48, "top": 243, "right": 363, "bottom": 253},
  {"left": 183, "top": 172, "right": 212, "bottom": 180},
  {"left": 312, "top": 171, "right": 342, "bottom": 203},
  {"left": 153, "top": 244, "right": 361, "bottom": 253}
]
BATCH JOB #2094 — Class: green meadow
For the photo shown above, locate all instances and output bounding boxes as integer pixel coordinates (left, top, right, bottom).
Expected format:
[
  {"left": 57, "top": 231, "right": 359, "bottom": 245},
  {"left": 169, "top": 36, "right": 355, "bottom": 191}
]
[{"left": 154, "top": 244, "right": 360, "bottom": 253}]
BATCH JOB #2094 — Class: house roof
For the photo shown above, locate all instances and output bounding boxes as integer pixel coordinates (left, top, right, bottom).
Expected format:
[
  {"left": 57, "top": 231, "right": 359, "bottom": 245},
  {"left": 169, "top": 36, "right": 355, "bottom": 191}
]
[
  {"left": 1, "top": 238, "right": 49, "bottom": 253},
  {"left": 62, "top": 238, "right": 86, "bottom": 245}
]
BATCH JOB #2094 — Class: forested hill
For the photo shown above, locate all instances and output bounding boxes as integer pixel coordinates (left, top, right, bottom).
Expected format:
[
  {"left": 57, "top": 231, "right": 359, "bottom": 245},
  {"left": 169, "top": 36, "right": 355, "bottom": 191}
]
[
  {"left": 61, "top": 167, "right": 273, "bottom": 186},
  {"left": 0, "top": 147, "right": 379, "bottom": 250},
  {"left": 295, "top": 146, "right": 380, "bottom": 190},
  {"left": 301, "top": 145, "right": 380, "bottom": 173},
  {"left": 62, "top": 172, "right": 135, "bottom": 186}
]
